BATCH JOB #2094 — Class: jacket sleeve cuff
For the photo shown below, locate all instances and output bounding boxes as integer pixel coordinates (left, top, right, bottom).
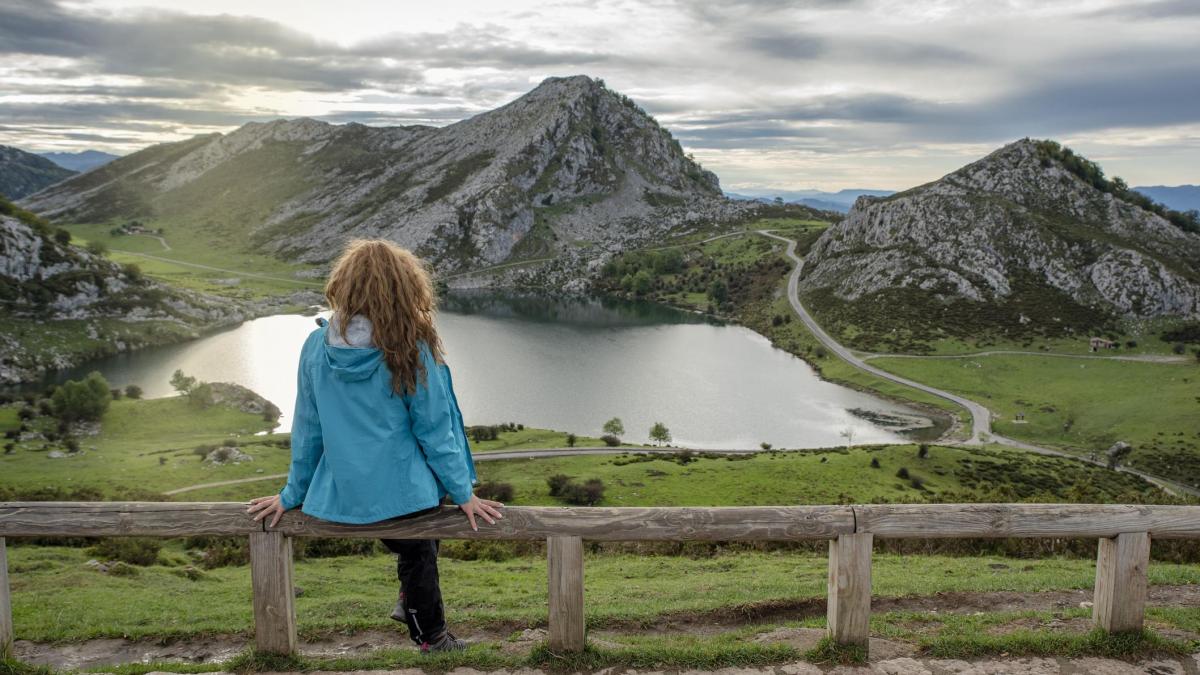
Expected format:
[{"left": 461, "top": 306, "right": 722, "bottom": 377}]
[
  {"left": 279, "top": 486, "right": 301, "bottom": 511},
  {"left": 447, "top": 482, "right": 474, "bottom": 505}
]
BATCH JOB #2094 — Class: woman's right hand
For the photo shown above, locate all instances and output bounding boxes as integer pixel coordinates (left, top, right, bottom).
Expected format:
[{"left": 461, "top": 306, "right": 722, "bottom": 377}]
[{"left": 458, "top": 494, "right": 504, "bottom": 531}]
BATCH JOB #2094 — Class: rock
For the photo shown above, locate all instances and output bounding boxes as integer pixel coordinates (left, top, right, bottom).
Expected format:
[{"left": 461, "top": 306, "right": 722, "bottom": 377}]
[
  {"left": 46, "top": 450, "right": 66, "bottom": 458},
  {"left": 204, "top": 446, "right": 253, "bottom": 465}
]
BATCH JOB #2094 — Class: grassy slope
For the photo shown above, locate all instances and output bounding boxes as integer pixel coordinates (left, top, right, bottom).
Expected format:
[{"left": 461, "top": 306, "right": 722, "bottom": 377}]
[
  {"left": 64, "top": 223, "right": 321, "bottom": 301},
  {"left": 870, "top": 354, "right": 1200, "bottom": 487}
]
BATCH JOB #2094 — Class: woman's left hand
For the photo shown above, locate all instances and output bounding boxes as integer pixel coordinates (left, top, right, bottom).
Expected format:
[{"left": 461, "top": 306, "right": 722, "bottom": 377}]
[{"left": 247, "top": 494, "right": 288, "bottom": 527}]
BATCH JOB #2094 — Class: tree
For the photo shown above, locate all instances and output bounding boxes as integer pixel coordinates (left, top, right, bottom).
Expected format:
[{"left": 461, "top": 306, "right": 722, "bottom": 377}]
[
  {"left": 53, "top": 229, "right": 71, "bottom": 245},
  {"left": 566, "top": 433, "right": 577, "bottom": 447},
  {"left": 917, "top": 444, "right": 929, "bottom": 459},
  {"left": 170, "top": 369, "right": 196, "bottom": 395},
  {"left": 51, "top": 371, "right": 112, "bottom": 423},
  {"left": 603, "top": 417, "right": 625, "bottom": 438},
  {"left": 649, "top": 422, "right": 671, "bottom": 446},
  {"left": 631, "top": 270, "right": 653, "bottom": 295},
  {"left": 707, "top": 278, "right": 728, "bottom": 304},
  {"left": 86, "top": 240, "right": 108, "bottom": 256},
  {"left": 840, "top": 427, "right": 855, "bottom": 449},
  {"left": 124, "top": 384, "right": 143, "bottom": 399}
]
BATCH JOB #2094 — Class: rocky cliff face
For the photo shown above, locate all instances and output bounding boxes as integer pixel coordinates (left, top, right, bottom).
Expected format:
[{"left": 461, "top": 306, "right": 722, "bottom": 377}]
[
  {"left": 798, "top": 139, "right": 1200, "bottom": 347},
  {"left": 0, "top": 145, "right": 76, "bottom": 200},
  {"left": 0, "top": 198, "right": 253, "bottom": 383},
  {"left": 24, "top": 76, "right": 740, "bottom": 271}
]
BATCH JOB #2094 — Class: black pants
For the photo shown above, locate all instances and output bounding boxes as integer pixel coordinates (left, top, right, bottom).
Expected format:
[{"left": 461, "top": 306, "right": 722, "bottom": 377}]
[{"left": 381, "top": 532, "right": 446, "bottom": 643}]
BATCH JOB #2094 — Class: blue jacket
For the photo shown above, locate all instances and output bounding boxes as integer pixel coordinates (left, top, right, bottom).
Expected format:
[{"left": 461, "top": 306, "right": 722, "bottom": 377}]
[{"left": 278, "top": 317, "right": 477, "bottom": 524}]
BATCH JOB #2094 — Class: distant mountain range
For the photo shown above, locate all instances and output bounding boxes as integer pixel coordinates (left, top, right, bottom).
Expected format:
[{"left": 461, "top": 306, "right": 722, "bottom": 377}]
[
  {"left": 799, "top": 139, "right": 1200, "bottom": 351},
  {"left": 727, "top": 189, "right": 895, "bottom": 213},
  {"left": 39, "top": 149, "right": 120, "bottom": 173},
  {"left": 1134, "top": 185, "right": 1200, "bottom": 213},
  {"left": 0, "top": 145, "right": 76, "bottom": 199},
  {"left": 23, "top": 76, "right": 751, "bottom": 272}
]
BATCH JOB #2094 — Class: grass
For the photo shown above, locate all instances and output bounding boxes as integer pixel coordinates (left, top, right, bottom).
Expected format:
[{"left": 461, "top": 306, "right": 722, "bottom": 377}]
[
  {"left": 63, "top": 223, "right": 322, "bottom": 301},
  {"left": 9, "top": 543, "right": 1200, "bottom": 643},
  {"left": 870, "top": 354, "right": 1200, "bottom": 487},
  {"left": 0, "top": 397, "right": 278, "bottom": 497}
]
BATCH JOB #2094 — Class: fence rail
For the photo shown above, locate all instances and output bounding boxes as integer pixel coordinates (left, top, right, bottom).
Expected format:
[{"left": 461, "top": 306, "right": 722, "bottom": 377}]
[{"left": 2, "top": 502, "right": 1198, "bottom": 657}]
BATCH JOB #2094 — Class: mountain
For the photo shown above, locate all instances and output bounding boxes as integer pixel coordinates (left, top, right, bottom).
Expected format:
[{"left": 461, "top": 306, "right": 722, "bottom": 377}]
[
  {"left": 798, "top": 139, "right": 1200, "bottom": 351},
  {"left": 1134, "top": 185, "right": 1200, "bottom": 213},
  {"left": 24, "top": 76, "right": 742, "bottom": 271},
  {"left": 728, "top": 189, "right": 895, "bottom": 213},
  {"left": 39, "top": 150, "right": 121, "bottom": 173},
  {"left": 0, "top": 146, "right": 76, "bottom": 199},
  {"left": 0, "top": 196, "right": 255, "bottom": 384}
]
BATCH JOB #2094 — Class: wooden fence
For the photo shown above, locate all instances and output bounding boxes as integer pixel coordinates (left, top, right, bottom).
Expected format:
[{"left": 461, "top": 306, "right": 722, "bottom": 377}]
[{"left": 2, "top": 502, "right": 1199, "bottom": 658}]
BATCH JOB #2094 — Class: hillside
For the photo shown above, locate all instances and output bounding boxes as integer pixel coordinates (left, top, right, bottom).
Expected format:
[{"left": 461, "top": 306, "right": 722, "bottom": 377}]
[
  {"left": 23, "top": 76, "right": 746, "bottom": 272},
  {"left": 0, "top": 197, "right": 251, "bottom": 384},
  {"left": 798, "top": 139, "right": 1200, "bottom": 352},
  {"left": 39, "top": 149, "right": 120, "bottom": 172},
  {"left": 0, "top": 145, "right": 76, "bottom": 199}
]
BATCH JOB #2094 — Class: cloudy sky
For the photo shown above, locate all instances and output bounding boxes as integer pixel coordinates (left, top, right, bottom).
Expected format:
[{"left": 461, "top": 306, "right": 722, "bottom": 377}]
[{"left": 1, "top": 0, "right": 1197, "bottom": 191}]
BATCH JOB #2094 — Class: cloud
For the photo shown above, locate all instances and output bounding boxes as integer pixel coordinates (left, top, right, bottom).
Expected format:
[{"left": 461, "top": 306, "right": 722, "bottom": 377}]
[{"left": 1, "top": 0, "right": 1198, "bottom": 189}]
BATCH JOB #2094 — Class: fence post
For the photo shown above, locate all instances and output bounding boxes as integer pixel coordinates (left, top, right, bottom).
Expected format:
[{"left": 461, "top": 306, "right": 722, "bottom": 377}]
[
  {"left": 827, "top": 532, "right": 872, "bottom": 649},
  {"left": 249, "top": 531, "right": 297, "bottom": 655},
  {"left": 547, "top": 535, "right": 585, "bottom": 652},
  {"left": 1093, "top": 531, "right": 1150, "bottom": 633},
  {"left": 1, "top": 537, "right": 12, "bottom": 659}
]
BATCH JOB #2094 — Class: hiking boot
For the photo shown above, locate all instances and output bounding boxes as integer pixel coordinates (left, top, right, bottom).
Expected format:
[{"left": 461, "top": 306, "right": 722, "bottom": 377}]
[
  {"left": 390, "top": 591, "right": 406, "bottom": 622},
  {"left": 421, "top": 631, "right": 467, "bottom": 654}
]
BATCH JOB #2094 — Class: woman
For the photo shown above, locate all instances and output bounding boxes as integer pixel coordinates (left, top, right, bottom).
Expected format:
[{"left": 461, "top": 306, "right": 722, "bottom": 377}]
[{"left": 247, "top": 239, "right": 504, "bottom": 654}]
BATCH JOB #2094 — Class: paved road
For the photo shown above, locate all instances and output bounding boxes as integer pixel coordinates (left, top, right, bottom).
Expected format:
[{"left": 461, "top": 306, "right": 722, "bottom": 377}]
[
  {"left": 757, "top": 230, "right": 991, "bottom": 444},
  {"left": 756, "top": 230, "right": 1200, "bottom": 497},
  {"left": 162, "top": 447, "right": 754, "bottom": 495}
]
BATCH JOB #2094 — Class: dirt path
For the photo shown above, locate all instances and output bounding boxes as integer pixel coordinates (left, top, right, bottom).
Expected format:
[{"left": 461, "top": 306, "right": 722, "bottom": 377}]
[
  {"left": 111, "top": 249, "right": 324, "bottom": 287},
  {"left": 15, "top": 585, "right": 1200, "bottom": 671}
]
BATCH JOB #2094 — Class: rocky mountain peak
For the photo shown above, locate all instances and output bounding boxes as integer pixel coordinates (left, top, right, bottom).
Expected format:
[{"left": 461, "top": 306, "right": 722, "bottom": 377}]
[
  {"left": 23, "top": 76, "right": 739, "bottom": 270},
  {"left": 798, "top": 139, "right": 1200, "bottom": 351}
]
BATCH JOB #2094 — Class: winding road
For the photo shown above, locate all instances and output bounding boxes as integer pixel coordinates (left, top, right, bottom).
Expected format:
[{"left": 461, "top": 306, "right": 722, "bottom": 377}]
[{"left": 756, "top": 230, "right": 1200, "bottom": 497}]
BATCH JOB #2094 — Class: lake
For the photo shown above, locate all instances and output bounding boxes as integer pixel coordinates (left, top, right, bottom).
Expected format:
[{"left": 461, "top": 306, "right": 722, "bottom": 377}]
[{"left": 36, "top": 293, "right": 934, "bottom": 448}]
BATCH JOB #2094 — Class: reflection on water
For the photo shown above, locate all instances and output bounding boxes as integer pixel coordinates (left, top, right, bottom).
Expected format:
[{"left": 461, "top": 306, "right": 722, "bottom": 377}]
[{"left": 24, "top": 292, "right": 929, "bottom": 449}]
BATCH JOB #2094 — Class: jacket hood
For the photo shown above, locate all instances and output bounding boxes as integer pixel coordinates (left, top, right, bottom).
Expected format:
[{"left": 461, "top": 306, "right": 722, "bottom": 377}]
[{"left": 318, "top": 315, "right": 383, "bottom": 382}]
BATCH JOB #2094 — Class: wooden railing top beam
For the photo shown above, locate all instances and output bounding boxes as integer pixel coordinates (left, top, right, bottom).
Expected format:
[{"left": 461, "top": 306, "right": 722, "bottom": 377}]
[{"left": 2, "top": 503, "right": 1199, "bottom": 540}]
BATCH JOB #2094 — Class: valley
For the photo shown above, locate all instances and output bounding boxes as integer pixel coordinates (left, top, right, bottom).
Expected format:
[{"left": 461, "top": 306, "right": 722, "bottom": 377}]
[{"left": 3, "top": 75, "right": 1200, "bottom": 672}]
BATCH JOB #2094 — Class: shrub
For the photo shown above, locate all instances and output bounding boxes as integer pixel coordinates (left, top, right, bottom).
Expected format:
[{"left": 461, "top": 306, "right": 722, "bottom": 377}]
[
  {"left": 917, "top": 444, "right": 929, "bottom": 459},
  {"left": 295, "top": 538, "right": 381, "bottom": 559},
  {"left": 910, "top": 476, "right": 926, "bottom": 490},
  {"left": 124, "top": 384, "right": 143, "bottom": 399},
  {"left": 88, "top": 537, "right": 162, "bottom": 566},
  {"left": 870, "top": 457, "right": 880, "bottom": 468},
  {"left": 107, "top": 561, "right": 140, "bottom": 577},
  {"left": 814, "top": 345, "right": 828, "bottom": 358},
  {"left": 546, "top": 474, "right": 573, "bottom": 497},
  {"left": 185, "top": 536, "right": 249, "bottom": 568},
  {"left": 109, "top": 388, "right": 123, "bottom": 400},
  {"left": 566, "top": 433, "right": 577, "bottom": 447},
  {"left": 440, "top": 540, "right": 529, "bottom": 562},
  {"left": 561, "top": 478, "right": 605, "bottom": 506},
  {"left": 896, "top": 467, "right": 910, "bottom": 479},
  {"left": 53, "top": 228, "right": 71, "bottom": 245},
  {"left": 475, "top": 481, "right": 514, "bottom": 502},
  {"left": 86, "top": 240, "right": 108, "bottom": 255},
  {"left": 468, "top": 425, "right": 499, "bottom": 442},
  {"left": 601, "top": 434, "right": 621, "bottom": 447},
  {"left": 1173, "top": 342, "right": 1187, "bottom": 355},
  {"left": 64, "top": 437, "right": 80, "bottom": 452},
  {"left": 17, "top": 406, "right": 35, "bottom": 421},
  {"left": 52, "top": 371, "right": 112, "bottom": 423},
  {"left": 188, "top": 382, "right": 214, "bottom": 409},
  {"left": 37, "top": 399, "right": 53, "bottom": 416}
]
